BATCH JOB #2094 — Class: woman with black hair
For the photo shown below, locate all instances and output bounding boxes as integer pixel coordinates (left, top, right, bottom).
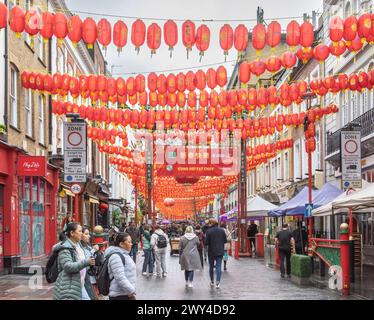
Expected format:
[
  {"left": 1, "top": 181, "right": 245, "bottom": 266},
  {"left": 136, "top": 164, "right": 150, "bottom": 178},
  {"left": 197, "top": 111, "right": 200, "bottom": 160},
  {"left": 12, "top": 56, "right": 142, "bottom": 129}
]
[
  {"left": 53, "top": 223, "right": 95, "bottom": 300},
  {"left": 104, "top": 232, "right": 137, "bottom": 300}
]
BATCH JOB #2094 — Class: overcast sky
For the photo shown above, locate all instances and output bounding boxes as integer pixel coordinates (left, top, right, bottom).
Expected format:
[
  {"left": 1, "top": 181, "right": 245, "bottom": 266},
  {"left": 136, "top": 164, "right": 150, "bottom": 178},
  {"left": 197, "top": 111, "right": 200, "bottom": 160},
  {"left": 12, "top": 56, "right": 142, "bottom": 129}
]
[{"left": 65, "top": 0, "right": 323, "bottom": 77}]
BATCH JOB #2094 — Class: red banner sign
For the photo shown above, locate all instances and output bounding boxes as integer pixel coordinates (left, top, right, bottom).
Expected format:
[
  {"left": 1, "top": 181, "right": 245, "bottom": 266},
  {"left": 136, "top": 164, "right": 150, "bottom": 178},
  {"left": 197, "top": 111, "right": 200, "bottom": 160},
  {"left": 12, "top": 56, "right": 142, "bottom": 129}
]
[{"left": 17, "top": 156, "right": 46, "bottom": 177}]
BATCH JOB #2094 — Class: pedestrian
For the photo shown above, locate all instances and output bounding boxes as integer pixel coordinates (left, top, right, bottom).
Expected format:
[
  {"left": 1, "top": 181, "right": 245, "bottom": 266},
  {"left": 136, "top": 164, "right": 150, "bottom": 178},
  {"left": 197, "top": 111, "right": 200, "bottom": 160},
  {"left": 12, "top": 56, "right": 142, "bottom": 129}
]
[
  {"left": 179, "top": 226, "right": 202, "bottom": 288},
  {"left": 247, "top": 220, "right": 259, "bottom": 257},
  {"left": 80, "top": 226, "right": 100, "bottom": 300},
  {"left": 195, "top": 225, "right": 205, "bottom": 268},
  {"left": 142, "top": 225, "right": 154, "bottom": 277},
  {"left": 119, "top": 222, "right": 127, "bottom": 233},
  {"left": 202, "top": 220, "right": 211, "bottom": 262},
  {"left": 292, "top": 221, "right": 308, "bottom": 255},
  {"left": 220, "top": 222, "right": 231, "bottom": 271},
  {"left": 205, "top": 219, "right": 227, "bottom": 289},
  {"left": 104, "top": 232, "right": 137, "bottom": 300},
  {"left": 126, "top": 222, "right": 141, "bottom": 263},
  {"left": 53, "top": 222, "right": 95, "bottom": 300},
  {"left": 151, "top": 225, "right": 168, "bottom": 278},
  {"left": 61, "top": 213, "right": 73, "bottom": 233},
  {"left": 108, "top": 228, "right": 118, "bottom": 246},
  {"left": 275, "top": 223, "right": 296, "bottom": 278}
]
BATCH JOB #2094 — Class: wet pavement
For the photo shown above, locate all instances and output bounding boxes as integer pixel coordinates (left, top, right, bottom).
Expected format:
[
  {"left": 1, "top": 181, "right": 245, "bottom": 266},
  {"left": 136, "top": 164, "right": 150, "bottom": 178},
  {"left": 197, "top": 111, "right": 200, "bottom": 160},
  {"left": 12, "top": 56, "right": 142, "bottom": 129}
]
[{"left": 0, "top": 248, "right": 363, "bottom": 300}]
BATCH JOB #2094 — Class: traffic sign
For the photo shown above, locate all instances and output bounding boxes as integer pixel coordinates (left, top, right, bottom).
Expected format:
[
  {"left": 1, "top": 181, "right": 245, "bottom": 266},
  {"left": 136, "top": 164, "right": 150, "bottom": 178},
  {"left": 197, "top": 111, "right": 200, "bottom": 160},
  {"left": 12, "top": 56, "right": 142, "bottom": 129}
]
[
  {"left": 71, "top": 184, "right": 82, "bottom": 194},
  {"left": 64, "top": 122, "right": 87, "bottom": 183},
  {"left": 341, "top": 131, "right": 361, "bottom": 189},
  {"left": 305, "top": 203, "right": 314, "bottom": 218}
]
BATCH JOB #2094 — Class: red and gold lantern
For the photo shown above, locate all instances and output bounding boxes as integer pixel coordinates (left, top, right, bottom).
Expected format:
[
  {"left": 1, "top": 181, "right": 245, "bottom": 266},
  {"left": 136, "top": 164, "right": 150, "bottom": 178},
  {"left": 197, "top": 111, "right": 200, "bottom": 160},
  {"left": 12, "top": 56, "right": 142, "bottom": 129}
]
[
  {"left": 147, "top": 22, "right": 162, "bottom": 56},
  {"left": 239, "top": 62, "right": 251, "bottom": 85},
  {"left": 300, "top": 21, "right": 314, "bottom": 49},
  {"left": 131, "top": 19, "right": 146, "bottom": 53},
  {"left": 68, "top": 15, "right": 82, "bottom": 45},
  {"left": 206, "top": 68, "right": 217, "bottom": 90},
  {"left": 286, "top": 20, "right": 300, "bottom": 49},
  {"left": 343, "top": 15, "right": 358, "bottom": 45},
  {"left": 216, "top": 66, "right": 227, "bottom": 88},
  {"left": 40, "top": 12, "right": 55, "bottom": 42},
  {"left": 252, "top": 23, "right": 266, "bottom": 55},
  {"left": 10, "top": 6, "right": 25, "bottom": 38},
  {"left": 0, "top": 2, "right": 7, "bottom": 30},
  {"left": 82, "top": 18, "right": 97, "bottom": 49},
  {"left": 54, "top": 12, "right": 68, "bottom": 43},
  {"left": 97, "top": 18, "right": 112, "bottom": 48},
  {"left": 219, "top": 24, "right": 233, "bottom": 60},
  {"left": 195, "top": 70, "right": 206, "bottom": 91},
  {"left": 313, "top": 44, "right": 330, "bottom": 63},
  {"left": 164, "top": 19, "right": 178, "bottom": 57},
  {"left": 182, "top": 20, "right": 195, "bottom": 58},
  {"left": 234, "top": 24, "right": 248, "bottom": 56},
  {"left": 196, "top": 24, "right": 210, "bottom": 60},
  {"left": 266, "top": 21, "right": 281, "bottom": 49},
  {"left": 113, "top": 20, "right": 128, "bottom": 53}
]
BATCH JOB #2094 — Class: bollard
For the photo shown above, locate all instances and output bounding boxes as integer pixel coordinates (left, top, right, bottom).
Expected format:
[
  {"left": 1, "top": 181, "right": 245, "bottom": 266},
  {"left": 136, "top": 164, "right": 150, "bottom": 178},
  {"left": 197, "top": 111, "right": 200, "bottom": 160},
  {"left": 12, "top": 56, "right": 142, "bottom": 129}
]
[
  {"left": 275, "top": 242, "right": 280, "bottom": 270},
  {"left": 340, "top": 223, "right": 351, "bottom": 296},
  {"left": 234, "top": 240, "right": 239, "bottom": 260},
  {"left": 256, "top": 233, "right": 264, "bottom": 257}
]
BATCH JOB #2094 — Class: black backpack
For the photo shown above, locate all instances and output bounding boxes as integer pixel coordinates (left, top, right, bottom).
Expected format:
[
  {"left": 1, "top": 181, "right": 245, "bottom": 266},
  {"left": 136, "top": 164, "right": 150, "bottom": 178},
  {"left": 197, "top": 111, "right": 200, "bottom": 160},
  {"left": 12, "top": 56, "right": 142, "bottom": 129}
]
[
  {"left": 45, "top": 243, "right": 75, "bottom": 284},
  {"left": 156, "top": 234, "right": 168, "bottom": 248},
  {"left": 96, "top": 252, "right": 126, "bottom": 296}
]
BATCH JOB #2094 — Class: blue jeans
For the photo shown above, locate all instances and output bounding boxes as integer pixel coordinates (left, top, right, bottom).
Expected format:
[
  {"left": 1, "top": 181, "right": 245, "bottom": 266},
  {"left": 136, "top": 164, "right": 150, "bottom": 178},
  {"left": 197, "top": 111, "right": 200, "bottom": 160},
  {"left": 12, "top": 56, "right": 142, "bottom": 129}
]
[
  {"left": 209, "top": 255, "right": 223, "bottom": 283},
  {"left": 142, "top": 249, "right": 154, "bottom": 273},
  {"left": 185, "top": 270, "right": 194, "bottom": 282},
  {"left": 130, "top": 243, "right": 138, "bottom": 263}
]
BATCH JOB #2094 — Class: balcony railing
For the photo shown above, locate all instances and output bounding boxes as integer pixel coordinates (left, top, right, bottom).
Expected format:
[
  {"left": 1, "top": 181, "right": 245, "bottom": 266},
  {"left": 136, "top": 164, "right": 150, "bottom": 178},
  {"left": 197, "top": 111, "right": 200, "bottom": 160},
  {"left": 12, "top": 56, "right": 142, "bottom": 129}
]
[{"left": 326, "top": 108, "right": 374, "bottom": 156}]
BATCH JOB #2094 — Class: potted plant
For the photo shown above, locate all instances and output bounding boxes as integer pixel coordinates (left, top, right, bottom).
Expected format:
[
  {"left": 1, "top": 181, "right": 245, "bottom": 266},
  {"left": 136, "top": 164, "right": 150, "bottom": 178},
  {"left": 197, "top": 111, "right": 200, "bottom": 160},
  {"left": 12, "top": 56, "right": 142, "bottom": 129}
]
[
  {"left": 0, "top": 124, "right": 6, "bottom": 140},
  {"left": 291, "top": 254, "right": 312, "bottom": 285}
]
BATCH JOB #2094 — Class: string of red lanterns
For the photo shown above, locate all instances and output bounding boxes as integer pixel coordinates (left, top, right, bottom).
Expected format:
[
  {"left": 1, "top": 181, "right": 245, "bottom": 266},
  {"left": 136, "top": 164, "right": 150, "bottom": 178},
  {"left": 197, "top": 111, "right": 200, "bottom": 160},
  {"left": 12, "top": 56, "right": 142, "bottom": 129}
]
[{"left": 1, "top": 5, "right": 373, "bottom": 59}]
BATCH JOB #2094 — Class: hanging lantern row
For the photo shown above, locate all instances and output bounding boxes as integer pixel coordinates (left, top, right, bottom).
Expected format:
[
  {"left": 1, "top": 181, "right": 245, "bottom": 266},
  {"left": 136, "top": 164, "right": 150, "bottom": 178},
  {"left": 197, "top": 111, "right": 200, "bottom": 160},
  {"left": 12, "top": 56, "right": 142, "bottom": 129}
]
[
  {"left": 1, "top": 5, "right": 373, "bottom": 58},
  {"left": 42, "top": 69, "right": 373, "bottom": 113}
]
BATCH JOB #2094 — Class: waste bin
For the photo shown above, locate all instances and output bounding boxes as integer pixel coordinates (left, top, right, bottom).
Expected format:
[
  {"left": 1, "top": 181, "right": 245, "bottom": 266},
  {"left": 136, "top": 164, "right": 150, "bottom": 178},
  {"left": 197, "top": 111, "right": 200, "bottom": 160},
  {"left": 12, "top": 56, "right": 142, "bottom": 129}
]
[{"left": 256, "top": 233, "right": 264, "bottom": 257}]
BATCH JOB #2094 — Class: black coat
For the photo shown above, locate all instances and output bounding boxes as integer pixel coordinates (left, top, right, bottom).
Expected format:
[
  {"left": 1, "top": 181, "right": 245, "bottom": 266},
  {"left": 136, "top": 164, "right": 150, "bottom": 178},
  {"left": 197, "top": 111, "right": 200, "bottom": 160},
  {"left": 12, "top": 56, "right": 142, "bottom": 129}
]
[{"left": 205, "top": 226, "right": 227, "bottom": 257}]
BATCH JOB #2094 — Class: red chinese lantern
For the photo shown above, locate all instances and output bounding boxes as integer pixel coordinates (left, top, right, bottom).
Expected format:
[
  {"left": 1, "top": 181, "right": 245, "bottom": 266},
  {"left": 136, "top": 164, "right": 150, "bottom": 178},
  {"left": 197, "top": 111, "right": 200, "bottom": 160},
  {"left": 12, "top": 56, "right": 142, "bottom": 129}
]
[
  {"left": 176, "top": 72, "right": 186, "bottom": 92},
  {"left": 67, "top": 15, "right": 82, "bottom": 46},
  {"left": 330, "top": 16, "right": 344, "bottom": 45},
  {"left": 338, "top": 74, "right": 349, "bottom": 91},
  {"left": 239, "top": 62, "right": 251, "bottom": 85},
  {"left": 195, "top": 70, "right": 206, "bottom": 91},
  {"left": 147, "top": 23, "right": 162, "bottom": 56},
  {"left": 267, "top": 86, "right": 279, "bottom": 106},
  {"left": 266, "top": 21, "right": 281, "bottom": 49},
  {"left": 157, "top": 74, "right": 167, "bottom": 94},
  {"left": 177, "top": 91, "right": 186, "bottom": 108},
  {"left": 97, "top": 18, "right": 112, "bottom": 49},
  {"left": 115, "top": 77, "right": 126, "bottom": 96},
  {"left": 266, "top": 56, "right": 282, "bottom": 73},
  {"left": 149, "top": 91, "right": 158, "bottom": 107},
  {"left": 343, "top": 16, "right": 358, "bottom": 45},
  {"left": 135, "top": 74, "right": 146, "bottom": 93},
  {"left": 210, "top": 90, "right": 219, "bottom": 107},
  {"left": 0, "top": 2, "right": 7, "bottom": 30},
  {"left": 10, "top": 6, "right": 25, "bottom": 38},
  {"left": 82, "top": 18, "right": 97, "bottom": 49},
  {"left": 158, "top": 93, "right": 167, "bottom": 107},
  {"left": 216, "top": 66, "right": 227, "bottom": 88},
  {"left": 206, "top": 68, "right": 217, "bottom": 90},
  {"left": 166, "top": 74, "right": 177, "bottom": 93},
  {"left": 113, "top": 20, "right": 128, "bottom": 53},
  {"left": 329, "top": 40, "right": 346, "bottom": 57},
  {"left": 257, "top": 88, "right": 268, "bottom": 108},
  {"left": 54, "top": 12, "right": 68, "bottom": 43},
  {"left": 313, "top": 44, "right": 330, "bottom": 63},
  {"left": 185, "top": 71, "right": 196, "bottom": 92},
  {"left": 196, "top": 24, "right": 210, "bottom": 60},
  {"left": 296, "top": 47, "right": 313, "bottom": 64},
  {"left": 358, "top": 13, "right": 371, "bottom": 43},
  {"left": 248, "top": 88, "right": 257, "bottom": 106},
  {"left": 347, "top": 35, "right": 363, "bottom": 54},
  {"left": 349, "top": 74, "right": 359, "bottom": 91},
  {"left": 251, "top": 60, "right": 266, "bottom": 77},
  {"left": 182, "top": 20, "right": 196, "bottom": 59},
  {"left": 300, "top": 21, "right": 314, "bottom": 49},
  {"left": 25, "top": 9, "right": 41, "bottom": 38},
  {"left": 147, "top": 72, "right": 158, "bottom": 92},
  {"left": 218, "top": 90, "right": 228, "bottom": 107},
  {"left": 43, "top": 74, "right": 53, "bottom": 92},
  {"left": 234, "top": 24, "right": 248, "bottom": 56},
  {"left": 131, "top": 19, "right": 146, "bottom": 54},
  {"left": 219, "top": 24, "right": 233, "bottom": 60},
  {"left": 286, "top": 20, "right": 300, "bottom": 49},
  {"left": 199, "top": 90, "right": 209, "bottom": 108},
  {"left": 187, "top": 91, "right": 197, "bottom": 108},
  {"left": 40, "top": 12, "right": 54, "bottom": 42},
  {"left": 281, "top": 51, "right": 297, "bottom": 69},
  {"left": 252, "top": 23, "right": 266, "bottom": 55},
  {"left": 358, "top": 71, "right": 369, "bottom": 89},
  {"left": 164, "top": 20, "right": 178, "bottom": 57}
]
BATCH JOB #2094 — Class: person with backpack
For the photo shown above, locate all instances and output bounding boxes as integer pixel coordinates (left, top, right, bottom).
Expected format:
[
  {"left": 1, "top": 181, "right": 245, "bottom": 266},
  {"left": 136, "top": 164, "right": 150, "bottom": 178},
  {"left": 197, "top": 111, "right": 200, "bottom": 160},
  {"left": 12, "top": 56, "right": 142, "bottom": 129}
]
[
  {"left": 151, "top": 225, "right": 168, "bottom": 278},
  {"left": 102, "top": 233, "right": 136, "bottom": 300},
  {"left": 179, "top": 226, "right": 202, "bottom": 288},
  {"left": 221, "top": 222, "right": 232, "bottom": 271},
  {"left": 195, "top": 225, "right": 205, "bottom": 268},
  {"left": 141, "top": 225, "right": 154, "bottom": 277},
  {"left": 52, "top": 222, "right": 95, "bottom": 300}
]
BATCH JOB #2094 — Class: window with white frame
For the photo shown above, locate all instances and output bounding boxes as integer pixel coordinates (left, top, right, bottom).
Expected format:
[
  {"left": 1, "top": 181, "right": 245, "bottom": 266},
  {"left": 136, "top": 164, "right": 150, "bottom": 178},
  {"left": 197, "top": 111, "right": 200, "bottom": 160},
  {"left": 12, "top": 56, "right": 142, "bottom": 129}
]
[
  {"left": 25, "top": 89, "right": 33, "bottom": 137},
  {"left": 38, "top": 34, "right": 44, "bottom": 61},
  {"left": 266, "top": 164, "right": 269, "bottom": 187},
  {"left": 277, "top": 156, "right": 281, "bottom": 182},
  {"left": 313, "top": 129, "right": 321, "bottom": 173},
  {"left": 284, "top": 152, "right": 289, "bottom": 181},
  {"left": 24, "top": 0, "right": 31, "bottom": 46},
  {"left": 57, "top": 48, "right": 65, "bottom": 73},
  {"left": 10, "top": 66, "right": 18, "bottom": 128},
  {"left": 294, "top": 142, "right": 301, "bottom": 180},
  {"left": 302, "top": 138, "right": 308, "bottom": 178},
  {"left": 39, "top": 95, "right": 45, "bottom": 145}
]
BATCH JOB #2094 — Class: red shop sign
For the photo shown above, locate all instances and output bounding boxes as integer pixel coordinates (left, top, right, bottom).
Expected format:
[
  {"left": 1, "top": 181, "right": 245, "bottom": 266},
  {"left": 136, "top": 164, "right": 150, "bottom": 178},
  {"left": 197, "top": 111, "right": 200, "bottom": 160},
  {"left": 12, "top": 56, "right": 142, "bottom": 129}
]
[{"left": 17, "top": 156, "right": 46, "bottom": 177}]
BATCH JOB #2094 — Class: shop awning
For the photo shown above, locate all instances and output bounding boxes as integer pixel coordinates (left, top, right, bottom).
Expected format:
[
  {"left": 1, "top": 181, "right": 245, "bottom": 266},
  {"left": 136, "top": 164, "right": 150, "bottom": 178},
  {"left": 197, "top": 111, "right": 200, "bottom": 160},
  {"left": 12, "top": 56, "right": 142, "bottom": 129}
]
[
  {"left": 332, "top": 182, "right": 374, "bottom": 211},
  {"left": 247, "top": 195, "right": 277, "bottom": 217},
  {"left": 88, "top": 196, "right": 100, "bottom": 204},
  {"left": 59, "top": 185, "right": 75, "bottom": 197}
]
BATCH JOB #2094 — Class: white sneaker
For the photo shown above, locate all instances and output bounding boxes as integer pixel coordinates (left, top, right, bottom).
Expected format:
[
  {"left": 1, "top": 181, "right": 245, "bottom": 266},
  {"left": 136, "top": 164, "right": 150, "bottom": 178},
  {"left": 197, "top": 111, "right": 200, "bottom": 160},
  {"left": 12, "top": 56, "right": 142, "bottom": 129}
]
[
  {"left": 210, "top": 281, "right": 215, "bottom": 287},
  {"left": 216, "top": 282, "right": 220, "bottom": 289},
  {"left": 142, "top": 272, "right": 148, "bottom": 276},
  {"left": 188, "top": 282, "right": 193, "bottom": 288},
  {"left": 162, "top": 272, "right": 167, "bottom": 278},
  {"left": 185, "top": 281, "right": 189, "bottom": 287}
]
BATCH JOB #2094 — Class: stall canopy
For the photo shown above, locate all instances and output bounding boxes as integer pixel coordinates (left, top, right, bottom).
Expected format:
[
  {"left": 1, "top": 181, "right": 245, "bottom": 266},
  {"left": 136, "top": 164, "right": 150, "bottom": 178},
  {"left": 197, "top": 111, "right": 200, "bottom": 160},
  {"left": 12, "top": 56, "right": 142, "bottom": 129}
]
[
  {"left": 313, "top": 180, "right": 372, "bottom": 216},
  {"left": 332, "top": 182, "right": 374, "bottom": 211},
  {"left": 247, "top": 195, "right": 277, "bottom": 217},
  {"left": 268, "top": 183, "right": 342, "bottom": 217}
]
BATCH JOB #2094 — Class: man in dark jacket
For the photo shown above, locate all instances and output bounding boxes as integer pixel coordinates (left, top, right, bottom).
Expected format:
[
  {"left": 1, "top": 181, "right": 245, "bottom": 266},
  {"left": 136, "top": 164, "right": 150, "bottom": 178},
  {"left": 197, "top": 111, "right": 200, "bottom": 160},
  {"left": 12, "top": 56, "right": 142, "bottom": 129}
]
[
  {"left": 126, "top": 222, "right": 141, "bottom": 263},
  {"left": 202, "top": 220, "right": 211, "bottom": 262},
  {"left": 247, "top": 221, "right": 259, "bottom": 257},
  {"left": 292, "top": 221, "right": 308, "bottom": 255},
  {"left": 276, "top": 224, "right": 295, "bottom": 278},
  {"left": 205, "top": 219, "right": 227, "bottom": 289}
]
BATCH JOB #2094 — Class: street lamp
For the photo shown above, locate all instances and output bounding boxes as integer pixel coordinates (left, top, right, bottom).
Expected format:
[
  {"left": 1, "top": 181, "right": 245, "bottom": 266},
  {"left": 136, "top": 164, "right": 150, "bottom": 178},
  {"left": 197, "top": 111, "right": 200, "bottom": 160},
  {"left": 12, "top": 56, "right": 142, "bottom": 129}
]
[{"left": 302, "top": 91, "right": 317, "bottom": 246}]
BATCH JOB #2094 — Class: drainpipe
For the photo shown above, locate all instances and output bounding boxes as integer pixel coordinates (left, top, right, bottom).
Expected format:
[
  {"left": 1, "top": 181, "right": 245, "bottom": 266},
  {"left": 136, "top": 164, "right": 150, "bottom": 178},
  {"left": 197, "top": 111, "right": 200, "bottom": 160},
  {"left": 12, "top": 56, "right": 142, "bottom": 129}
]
[{"left": 3, "top": 0, "right": 9, "bottom": 137}]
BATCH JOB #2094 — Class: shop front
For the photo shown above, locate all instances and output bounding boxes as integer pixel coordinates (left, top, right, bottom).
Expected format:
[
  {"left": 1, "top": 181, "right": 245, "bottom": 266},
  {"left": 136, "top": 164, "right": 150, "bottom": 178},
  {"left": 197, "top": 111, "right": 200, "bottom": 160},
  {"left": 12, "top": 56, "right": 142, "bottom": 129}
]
[{"left": 0, "top": 142, "right": 59, "bottom": 269}]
